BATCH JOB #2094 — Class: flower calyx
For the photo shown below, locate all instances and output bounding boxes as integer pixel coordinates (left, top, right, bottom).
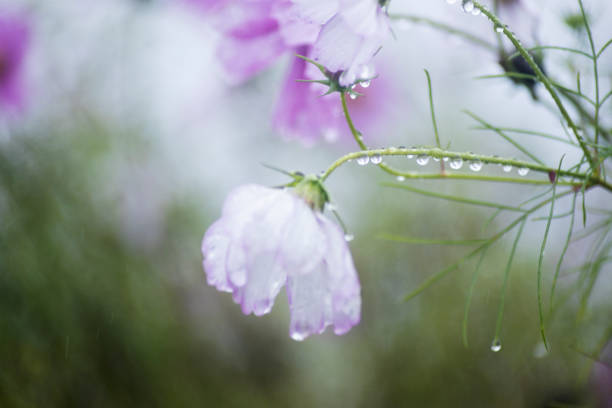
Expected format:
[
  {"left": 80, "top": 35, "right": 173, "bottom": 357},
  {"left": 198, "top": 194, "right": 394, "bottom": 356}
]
[
  {"left": 294, "top": 54, "right": 375, "bottom": 99},
  {"left": 291, "top": 173, "right": 330, "bottom": 212}
]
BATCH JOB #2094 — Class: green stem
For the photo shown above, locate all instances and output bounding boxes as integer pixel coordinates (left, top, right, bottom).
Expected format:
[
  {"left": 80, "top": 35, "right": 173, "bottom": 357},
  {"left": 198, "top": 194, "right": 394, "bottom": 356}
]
[
  {"left": 319, "top": 147, "right": 612, "bottom": 193},
  {"left": 577, "top": 0, "right": 602, "bottom": 151},
  {"left": 473, "top": 2, "right": 596, "bottom": 170}
]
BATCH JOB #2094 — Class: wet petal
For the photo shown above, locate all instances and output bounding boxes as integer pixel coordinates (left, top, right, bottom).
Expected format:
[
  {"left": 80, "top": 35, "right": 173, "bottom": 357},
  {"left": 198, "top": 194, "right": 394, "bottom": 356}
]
[
  {"left": 317, "top": 215, "right": 361, "bottom": 335},
  {"left": 279, "top": 192, "right": 327, "bottom": 275},
  {"left": 287, "top": 263, "right": 330, "bottom": 341},
  {"left": 201, "top": 220, "right": 232, "bottom": 292}
]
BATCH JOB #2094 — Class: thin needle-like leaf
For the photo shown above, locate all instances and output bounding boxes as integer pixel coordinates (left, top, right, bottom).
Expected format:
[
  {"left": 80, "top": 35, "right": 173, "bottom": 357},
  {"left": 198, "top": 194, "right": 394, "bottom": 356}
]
[
  {"left": 537, "top": 161, "right": 561, "bottom": 351},
  {"left": 382, "top": 183, "right": 527, "bottom": 212},
  {"left": 550, "top": 193, "right": 577, "bottom": 315},
  {"left": 463, "top": 248, "right": 489, "bottom": 348},
  {"left": 493, "top": 219, "right": 526, "bottom": 348},
  {"left": 425, "top": 70, "right": 442, "bottom": 150},
  {"left": 377, "top": 234, "right": 487, "bottom": 246},
  {"left": 465, "top": 111, "right": 545, "bottom": 165},
  {"left": 403, "top": 190, "right": 573, "bottom": 302}
]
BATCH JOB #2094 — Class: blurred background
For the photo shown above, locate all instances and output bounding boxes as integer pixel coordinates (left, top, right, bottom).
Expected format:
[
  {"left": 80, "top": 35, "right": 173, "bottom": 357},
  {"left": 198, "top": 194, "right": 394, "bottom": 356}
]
[{"left": 1, "top": 0, "right": 611, "bottom": 406}]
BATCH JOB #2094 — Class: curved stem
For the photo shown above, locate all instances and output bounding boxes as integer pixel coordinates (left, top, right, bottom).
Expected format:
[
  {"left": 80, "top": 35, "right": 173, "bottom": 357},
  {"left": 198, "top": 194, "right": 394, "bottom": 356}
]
[
  {"left": 319, "top": 147, "right": 612, "bottom": 192},
  {"left": 472, "top": 1, "right": 595, "bottom": 170}
]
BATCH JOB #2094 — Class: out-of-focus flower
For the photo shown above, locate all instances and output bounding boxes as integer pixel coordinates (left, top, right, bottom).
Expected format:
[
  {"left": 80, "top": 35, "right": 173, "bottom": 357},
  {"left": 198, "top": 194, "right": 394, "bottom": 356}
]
[
  {"left": 201, "top": 182, "right": 361, "bottom": 341},
  {"left": 273, "top": 45, "right": 394, "bottom": 144},
  {"left": 184, "top": 0, "right": 291, "bottom": 84},
  {"left": 181, "top": 0, "right": 392, "bottom": 143},
  {"left": 272, "top": 45, "right": 343, "bottom": 144},
  {"left": 287, "top": 0, "right": 391, "bottom": 86},
  {"left": 0, "top": 12, "right": 29, "bottom": 113}
]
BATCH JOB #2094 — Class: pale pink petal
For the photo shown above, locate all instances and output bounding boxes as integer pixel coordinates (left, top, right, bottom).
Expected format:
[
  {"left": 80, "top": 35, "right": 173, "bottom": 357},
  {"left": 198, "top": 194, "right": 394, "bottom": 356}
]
[
  {"left": 287, "top": 263, "right": 330, "bottom": 341},
  {"left": 317, "top": 214, "right": 361, "bottom": 335},
  {"left": 201, "top": 220, "right": 232, "bottom": 292}
]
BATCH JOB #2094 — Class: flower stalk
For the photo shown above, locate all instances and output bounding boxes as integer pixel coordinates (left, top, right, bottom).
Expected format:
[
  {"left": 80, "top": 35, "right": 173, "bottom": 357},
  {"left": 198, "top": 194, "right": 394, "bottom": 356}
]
[
  {"left": 472, "top": 1, "right": 597, "bottom": 171},
  {"left": 320, "top": 146, "right": 612, "bottom": 192}
]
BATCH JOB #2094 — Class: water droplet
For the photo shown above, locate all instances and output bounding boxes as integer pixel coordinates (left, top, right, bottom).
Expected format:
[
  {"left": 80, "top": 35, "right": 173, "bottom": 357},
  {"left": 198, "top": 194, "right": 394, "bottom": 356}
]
[
  {"left": 433, "top": 157, "right": 441, "bottom": 162},
  {"left": 449, "top": 157, "right": 463, "bottom": 170},
  {"left": 396, "top": 175, "right": 406, "bottom": 182},
  {"left": 491, "top": 339, "right": 502, "bottom": 352},
  {"left": 471, "top": 7, "right": 481, "bottom": 16},
  {"left": 357, "top": 156, "right": 369, "bottom": 166},
  {"left": 360, "top": 80, "right": 371, "bottom": 88},
  {"left": 495, "top": 23, "right": 504, "bottom": 33},
  {"left": 533, "top": 341, "right": 548, "bottom": 358},
  {"left": 344, "top": 234, "right": 355, "bottom": 242},
  {"left": 469, "top": 160, "right": 483, "bottom": 172},
  {"left": 407, "top": 154, "right": 415, "bottom": 159},
  {"left": 359, "top": 65, "right": 375, "bottom": 79},
  {"left": 416, "top": 155, "right": 430, "bottom": 166},
  {"left": 388, "top": 146, "right": 398, "bottom": 152},
  {"left": 502, "top": 164, "right": 513, "bottom": 172},
  {"left": 518, "top": 167, "right": 529, "bottom": 176},
  {"left": 462, "top": 0, "right": 474, "bottom": 13},
  {"left": 443, "top": 157, "right": 450, "bottom": 162},
  {"left": 398, "top": 146, "right": 406, "bottom": 150},
  {"left": 290, "top": 332, "right": 306, "bottom": 341},
  {"left": 371, "top": 154, "right": 383, "bottom": 164},
  {"left": 325, "top": 202, "right": 337, "bottom": 212},
  {"left": 349, "top": 93, "right": 358, "bottom": 100}
]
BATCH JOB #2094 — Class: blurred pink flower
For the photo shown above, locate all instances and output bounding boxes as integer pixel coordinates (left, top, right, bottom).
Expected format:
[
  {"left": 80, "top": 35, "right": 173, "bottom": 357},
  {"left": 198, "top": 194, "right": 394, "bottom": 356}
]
[
  {"left": 181, "top": 0, "right": 392, "bottom": 143},
  {"left": 201, "top": 183, "right": 361, "bottom": 341},
  {"left": 273, "top": 45, "right": 394, "bottom": 144},
  {"left": 287, "top": 0, "right": 391, "bottom": 86},
  {"left": 0, "top": 12, "right": 29, "bottom": 113}
]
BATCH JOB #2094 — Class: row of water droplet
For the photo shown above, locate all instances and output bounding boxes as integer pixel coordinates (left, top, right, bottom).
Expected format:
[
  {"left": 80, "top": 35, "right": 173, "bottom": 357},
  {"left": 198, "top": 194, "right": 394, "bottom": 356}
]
[
  {"left": 354, "top": 151, "right": 530, "bottom": 176},
  {"left": 448, "top": 0, "right": 509, "bottom": 34}
]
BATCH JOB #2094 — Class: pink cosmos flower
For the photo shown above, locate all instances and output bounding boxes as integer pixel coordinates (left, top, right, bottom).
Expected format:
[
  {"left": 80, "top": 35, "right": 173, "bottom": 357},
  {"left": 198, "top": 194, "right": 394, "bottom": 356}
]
[
  {"left": 201, "top": 183, "right": 361, "bottom": 341},
  {"left": 286, "top": 0, "right": 391, "bottom": 86},
  {"left": 181, "top": 0, "right": 391, "bottom": 143},
  {"left": 0, "top": 12, "right": 29, "bottom": 113},
  {"left": 273, "top": 45, "right": 394, "bottom": 144}
]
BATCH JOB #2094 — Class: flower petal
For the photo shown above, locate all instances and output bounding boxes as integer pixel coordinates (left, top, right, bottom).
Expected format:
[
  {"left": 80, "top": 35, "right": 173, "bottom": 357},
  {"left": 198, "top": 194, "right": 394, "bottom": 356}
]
[
  {"left": 317, "top": 215, "right": 361, "bottom": 335},
  {"left": 201, "top": 220, "right": 232, "bottom": 292},
  {"left": 279, "top": 191, "right": 327, "bottom": 275},
  {"left": 287, "top": 263, "right": 330, "bottom": 341}
]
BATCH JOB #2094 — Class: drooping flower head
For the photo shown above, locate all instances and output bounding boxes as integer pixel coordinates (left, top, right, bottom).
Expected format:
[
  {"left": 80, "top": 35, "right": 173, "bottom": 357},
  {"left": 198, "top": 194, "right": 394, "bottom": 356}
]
[
  {"left": 201, "top": 177, "right": 361, "bottom": 341},
  {"left": 0, "top": 12, "right": 30, "bottom": 113}
]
